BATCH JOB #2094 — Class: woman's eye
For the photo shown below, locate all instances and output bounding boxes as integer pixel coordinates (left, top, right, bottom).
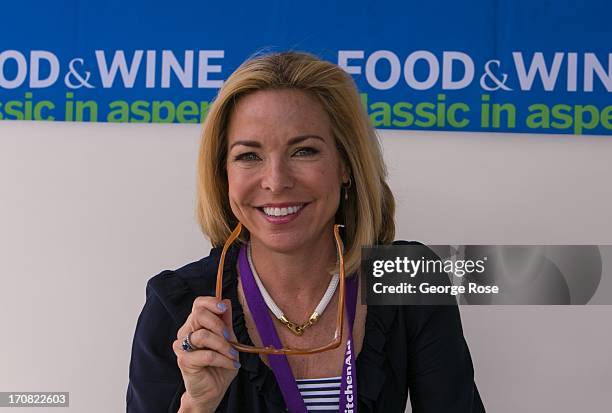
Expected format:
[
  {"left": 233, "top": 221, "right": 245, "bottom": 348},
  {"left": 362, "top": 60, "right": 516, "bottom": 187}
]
[
  {"left": 234, "top": 152, "right": 261, "bottom": 162},
  {"left": 293, "top": 147, "right": 318, "bottom": 157}
]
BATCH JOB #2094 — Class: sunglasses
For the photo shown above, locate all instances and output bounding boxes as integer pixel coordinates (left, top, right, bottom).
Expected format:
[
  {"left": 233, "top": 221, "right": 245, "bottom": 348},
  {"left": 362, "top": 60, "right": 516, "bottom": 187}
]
[{"left": 215, "top": 222, "right": 346, "bottom": 355}]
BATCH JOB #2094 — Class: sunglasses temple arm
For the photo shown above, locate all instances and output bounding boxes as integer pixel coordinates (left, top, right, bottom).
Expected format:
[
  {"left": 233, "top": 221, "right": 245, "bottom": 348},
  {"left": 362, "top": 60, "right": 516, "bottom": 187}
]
[
  {"left": 216, "top": 222, "right": 243, "bottom": 299},
  {"left": 333, "top": 224, "right": 346, "bottom": 344}
]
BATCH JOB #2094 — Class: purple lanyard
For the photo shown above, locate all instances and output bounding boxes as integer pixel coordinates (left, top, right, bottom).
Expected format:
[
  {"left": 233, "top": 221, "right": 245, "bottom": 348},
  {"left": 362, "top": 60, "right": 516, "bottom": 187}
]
[{"left": 238, "top": 244, "right": 358, "bottom": 413}]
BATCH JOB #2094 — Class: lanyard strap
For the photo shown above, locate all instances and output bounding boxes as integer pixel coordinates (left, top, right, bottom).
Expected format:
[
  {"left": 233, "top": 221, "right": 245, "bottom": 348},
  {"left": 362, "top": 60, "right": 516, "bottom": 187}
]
[{"left": 238, "top": 244, "right": 358, "bottom": 413}]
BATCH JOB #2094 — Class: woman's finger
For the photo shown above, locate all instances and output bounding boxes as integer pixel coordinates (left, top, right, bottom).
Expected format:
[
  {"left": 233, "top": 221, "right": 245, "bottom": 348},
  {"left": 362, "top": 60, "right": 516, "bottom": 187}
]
[
  {"left": 189, "top": 307, "right": 232, "bottom": 340},
  {"left": 177, "top": 297, "right": 230, "bottom": 339},
  {"left": 188, "top": 328, "right": 239, "bottom": 361},
  {"left": 192, "top": 296, "right": 230, "bottom": 317},
  {"left": 172, "top": 340, "right": 240, "bottom": 371}
]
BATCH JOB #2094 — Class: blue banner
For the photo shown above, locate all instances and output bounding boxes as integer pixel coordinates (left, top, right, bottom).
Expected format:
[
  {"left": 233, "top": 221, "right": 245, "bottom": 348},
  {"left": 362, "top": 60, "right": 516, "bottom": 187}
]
[{"left": 1, "top": 0, "right": 610, "bottom": 135}]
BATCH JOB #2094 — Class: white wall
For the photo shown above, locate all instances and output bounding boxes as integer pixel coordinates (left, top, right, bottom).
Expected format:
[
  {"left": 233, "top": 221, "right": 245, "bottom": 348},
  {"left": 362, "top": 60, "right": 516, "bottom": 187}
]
[{"left": 1, "top": 121, "right": 610, "bottom": 413}]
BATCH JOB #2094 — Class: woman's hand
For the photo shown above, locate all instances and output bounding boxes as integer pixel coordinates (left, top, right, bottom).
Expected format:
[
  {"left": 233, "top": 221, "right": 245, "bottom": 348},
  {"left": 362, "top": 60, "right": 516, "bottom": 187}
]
[{"left": 172, "top": 297, "right": 240, "bottom": 412}]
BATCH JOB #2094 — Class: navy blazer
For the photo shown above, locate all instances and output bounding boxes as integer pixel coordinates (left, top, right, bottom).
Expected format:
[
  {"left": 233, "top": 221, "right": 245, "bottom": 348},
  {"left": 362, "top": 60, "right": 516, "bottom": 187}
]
[{"left": 127, "top": 243, "right": 486, "bottom": 412}]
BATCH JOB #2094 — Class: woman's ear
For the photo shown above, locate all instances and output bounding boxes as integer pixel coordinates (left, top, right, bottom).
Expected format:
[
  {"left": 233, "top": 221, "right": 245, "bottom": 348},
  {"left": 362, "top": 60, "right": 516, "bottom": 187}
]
[{"left": 340, "top": 159, "right": 351, "bottom": 185}]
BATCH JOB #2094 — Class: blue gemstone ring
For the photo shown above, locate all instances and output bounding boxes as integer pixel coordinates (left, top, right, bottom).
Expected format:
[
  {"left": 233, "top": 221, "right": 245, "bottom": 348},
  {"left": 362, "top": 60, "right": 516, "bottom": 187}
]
[{"left": 181, "top": 331, "right": 200, "bottom": 352}]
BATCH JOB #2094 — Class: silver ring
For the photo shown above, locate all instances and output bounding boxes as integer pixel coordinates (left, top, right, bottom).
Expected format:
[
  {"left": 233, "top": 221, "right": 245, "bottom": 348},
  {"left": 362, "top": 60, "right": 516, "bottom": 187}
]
[{"left": 181, "top": 331, "right": 200, "bottom": 352}]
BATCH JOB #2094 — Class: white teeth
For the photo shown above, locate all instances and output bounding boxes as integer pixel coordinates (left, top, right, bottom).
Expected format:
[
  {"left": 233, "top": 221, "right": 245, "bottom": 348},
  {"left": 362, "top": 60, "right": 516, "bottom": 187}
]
[{"left": 262, "top": 205, "right": 303, "bottom": 217}]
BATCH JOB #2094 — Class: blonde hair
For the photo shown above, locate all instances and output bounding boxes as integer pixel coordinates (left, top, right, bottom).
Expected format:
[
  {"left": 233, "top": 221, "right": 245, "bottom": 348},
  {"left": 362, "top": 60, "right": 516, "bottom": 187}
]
[{"left": 196, "top": 51, "right": 395, "bottom": 274}]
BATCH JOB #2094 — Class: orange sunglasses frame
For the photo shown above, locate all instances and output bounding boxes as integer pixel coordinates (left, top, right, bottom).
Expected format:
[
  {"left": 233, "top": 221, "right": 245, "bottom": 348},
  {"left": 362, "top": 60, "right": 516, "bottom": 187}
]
[{"left": 215, "top": 222, "right": 346, "bottom": 355}]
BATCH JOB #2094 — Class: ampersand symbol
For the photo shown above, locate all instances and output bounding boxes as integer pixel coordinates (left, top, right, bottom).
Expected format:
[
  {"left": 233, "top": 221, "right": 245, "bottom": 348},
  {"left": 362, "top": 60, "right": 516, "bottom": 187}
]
[
  {"left": 480, "top": 60, "right": 513, "bottom": 91},
  {"left": 64, "top": 58, "right": 95, "bottom": 89}
]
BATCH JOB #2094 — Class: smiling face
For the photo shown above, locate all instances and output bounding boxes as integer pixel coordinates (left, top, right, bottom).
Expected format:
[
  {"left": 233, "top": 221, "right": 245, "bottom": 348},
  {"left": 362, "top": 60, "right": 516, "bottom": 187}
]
[{"left": 226, "top": 89, "right": 348, "bottom": 254}]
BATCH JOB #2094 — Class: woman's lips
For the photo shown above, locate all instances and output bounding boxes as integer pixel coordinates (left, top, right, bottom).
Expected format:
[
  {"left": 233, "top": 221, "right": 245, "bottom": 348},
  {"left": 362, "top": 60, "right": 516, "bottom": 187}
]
[{"left": 256, "top": 203, "right": 308, "bottom": 224}]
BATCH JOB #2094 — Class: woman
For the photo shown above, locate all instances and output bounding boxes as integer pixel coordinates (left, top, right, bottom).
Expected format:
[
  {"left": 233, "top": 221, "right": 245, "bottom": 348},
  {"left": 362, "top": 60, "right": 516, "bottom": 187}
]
[{"left": 127, "top": 51, "right": 485, "bottom": 412}]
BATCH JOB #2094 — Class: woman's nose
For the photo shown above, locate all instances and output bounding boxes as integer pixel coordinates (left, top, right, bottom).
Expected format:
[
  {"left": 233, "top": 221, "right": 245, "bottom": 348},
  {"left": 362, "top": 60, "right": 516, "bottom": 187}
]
[{"left": 260, "top": 158, "right": 293, "bottom": 193}]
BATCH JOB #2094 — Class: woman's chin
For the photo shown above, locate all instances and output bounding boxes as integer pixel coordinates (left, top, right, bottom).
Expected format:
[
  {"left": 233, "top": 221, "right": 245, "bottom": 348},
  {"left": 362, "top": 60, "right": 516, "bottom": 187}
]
[{"left": 251, "top": 233, "right": 312, "bottom": 255}]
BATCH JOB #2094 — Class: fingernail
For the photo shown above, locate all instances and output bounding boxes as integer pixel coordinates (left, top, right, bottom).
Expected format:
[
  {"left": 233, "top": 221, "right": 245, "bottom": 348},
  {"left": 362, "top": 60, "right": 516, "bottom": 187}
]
[
  {"left": 217, "top": 302, "right": 228, "bottom": 312},
  {"left": 230, "top": 347, "right": 239, "bottom": 358},
  {"left": 223, "top": 329, "right": 231, "bottom": 340},
  {"left": 233, "top": 360, "right": 241, "bottom": 369}
]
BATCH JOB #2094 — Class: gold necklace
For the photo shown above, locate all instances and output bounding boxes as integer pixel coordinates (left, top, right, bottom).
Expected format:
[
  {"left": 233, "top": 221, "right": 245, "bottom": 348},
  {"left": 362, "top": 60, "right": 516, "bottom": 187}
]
[{"left": 247, "top": 242, "right": 339, "bottom": 336}]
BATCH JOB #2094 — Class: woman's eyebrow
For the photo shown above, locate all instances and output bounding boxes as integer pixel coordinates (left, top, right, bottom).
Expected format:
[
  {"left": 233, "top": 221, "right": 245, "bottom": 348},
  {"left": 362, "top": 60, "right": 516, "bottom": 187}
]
[
  {"left": 229, "top": 140, "right": 260, "bottom": 150},
  {"left": 229, "top": 135, "right": 324, "bottom": 150},
  {"left": 287, "top": 135, "right": 325, "bottom": 145}
]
